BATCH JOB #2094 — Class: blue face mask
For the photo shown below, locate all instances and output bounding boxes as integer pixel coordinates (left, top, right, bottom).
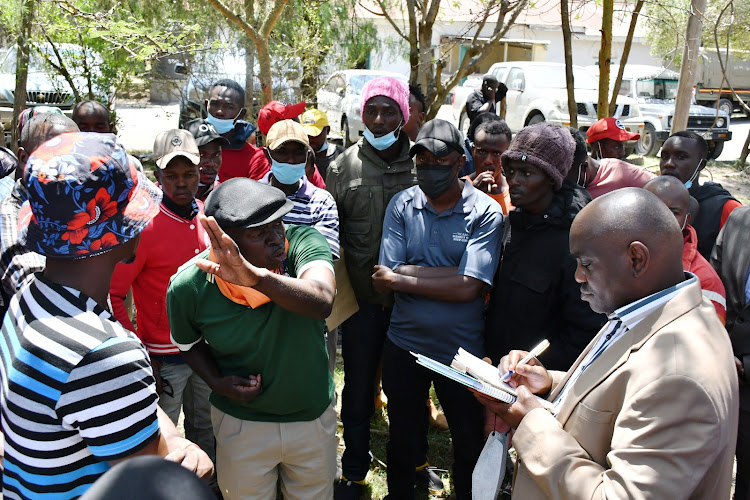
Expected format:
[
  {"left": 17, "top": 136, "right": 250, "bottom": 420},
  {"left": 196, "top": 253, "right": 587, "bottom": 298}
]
[
  {"left": 271, "top": 158, "right": 306, "bottom": 185},
  {"left": 364, "top": 124, "right": 402, "bottom": 151},
  {"left": 316, "top": 142, "right": 329, "bottom": 153},
  {"left": 206, "top": 110, "right": 238, "bottom": 135}
]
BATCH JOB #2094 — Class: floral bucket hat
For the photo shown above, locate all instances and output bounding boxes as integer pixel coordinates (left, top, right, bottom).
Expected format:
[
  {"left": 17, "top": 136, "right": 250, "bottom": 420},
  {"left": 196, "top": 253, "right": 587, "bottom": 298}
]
[{"left": 20, "top": 132, "right": 162, "bottom": 259}]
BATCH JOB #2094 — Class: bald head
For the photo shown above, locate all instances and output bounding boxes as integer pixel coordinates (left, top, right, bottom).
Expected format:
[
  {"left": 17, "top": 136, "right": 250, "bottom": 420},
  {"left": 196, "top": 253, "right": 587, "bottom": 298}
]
[
  {"left": 570, "top": 188, "right": 685, "bottom": 314},
  {"left": 20, "top": 113, "right": 78, "bottom": 155},
  {"left": 17, "top": 113, "right": 78, "bottom": 179},
  {"left": 644, "top": 175, "right": 690, "bottom": 229},
  {"left": 72, "top": 100, "right": 113, "bottom": 133}
]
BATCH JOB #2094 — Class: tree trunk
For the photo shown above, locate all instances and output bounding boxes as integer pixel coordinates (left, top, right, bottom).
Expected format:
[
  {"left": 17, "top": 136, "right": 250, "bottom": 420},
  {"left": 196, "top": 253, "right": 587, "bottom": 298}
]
[
  {"left": 597, "top": 0, "right": 613, "bottom": 119},
  {"left": 739, "top": 129, "right": 750, "bottom": 168},
  {"left": 672, "top": 0, "right": 707, "bottom": 133},
  {"left": 609, "top": 0, "right": 643, "bottom": 116},
  {"left": 243, "top": 40, "right": 256, "bottom": 117},
  {"left": 561, "top": 0, "right": 577, "bottom": 128},
  {"left": 255, "top": 38, "right": 273, "bottom": 105},
  {"left": 12, "top": 0, "right": 34, "bottom": 150}
]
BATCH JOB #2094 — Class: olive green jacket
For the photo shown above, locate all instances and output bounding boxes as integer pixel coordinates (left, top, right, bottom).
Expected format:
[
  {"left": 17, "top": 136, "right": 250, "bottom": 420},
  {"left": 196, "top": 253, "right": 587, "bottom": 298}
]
[{"left": 326, "top": 136, "right": 416, "bottom": 305}]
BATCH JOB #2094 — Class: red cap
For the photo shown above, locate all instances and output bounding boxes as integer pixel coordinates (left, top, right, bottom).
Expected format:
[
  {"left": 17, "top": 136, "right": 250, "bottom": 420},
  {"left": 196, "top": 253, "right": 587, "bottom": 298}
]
[
  {"left": 257, "top": 101, "right": 307, "bottom": 135},
  {"left": 586, "top": 117, "right": 640, "bottom": 143}
]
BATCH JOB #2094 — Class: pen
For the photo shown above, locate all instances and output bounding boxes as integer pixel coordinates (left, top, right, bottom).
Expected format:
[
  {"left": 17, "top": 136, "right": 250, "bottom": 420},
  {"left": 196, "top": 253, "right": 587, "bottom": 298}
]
[{"left": 501, "top": 339, "right": 550, "bottom": 382}]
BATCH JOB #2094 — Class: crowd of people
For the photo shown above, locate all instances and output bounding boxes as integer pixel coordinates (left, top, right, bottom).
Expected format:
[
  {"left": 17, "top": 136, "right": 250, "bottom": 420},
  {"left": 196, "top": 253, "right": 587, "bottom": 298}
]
[{"left": 0, "top": 73, "right": 745, "bottom": 500}]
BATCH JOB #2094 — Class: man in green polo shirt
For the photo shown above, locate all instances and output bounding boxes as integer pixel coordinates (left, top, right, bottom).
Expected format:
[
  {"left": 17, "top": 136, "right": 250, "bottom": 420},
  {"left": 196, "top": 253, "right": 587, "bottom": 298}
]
[{"left": 166, "top": 178, "right": 336, "bottom": 499}]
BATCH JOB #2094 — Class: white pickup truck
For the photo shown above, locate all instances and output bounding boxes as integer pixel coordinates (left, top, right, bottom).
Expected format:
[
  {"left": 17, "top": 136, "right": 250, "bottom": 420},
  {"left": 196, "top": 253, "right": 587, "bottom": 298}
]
[
  {"left": 588, "top": 64, "right": 732, "bottom": 159},
  {"left": 485, "top": 62, "right": 644, "bottom": 152}
]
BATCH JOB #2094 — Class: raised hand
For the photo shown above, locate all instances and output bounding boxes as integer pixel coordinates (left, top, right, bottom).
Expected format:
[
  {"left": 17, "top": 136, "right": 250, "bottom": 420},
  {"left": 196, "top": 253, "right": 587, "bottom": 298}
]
[{"left": 195, "top": 214, "right": 266, "bottom": 287}]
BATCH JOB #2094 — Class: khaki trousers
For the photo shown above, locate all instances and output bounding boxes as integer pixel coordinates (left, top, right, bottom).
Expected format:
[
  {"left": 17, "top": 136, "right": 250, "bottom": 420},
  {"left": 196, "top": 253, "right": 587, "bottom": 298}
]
[{"left": 211, "top": 405, "right": 337, "bottom": 500}]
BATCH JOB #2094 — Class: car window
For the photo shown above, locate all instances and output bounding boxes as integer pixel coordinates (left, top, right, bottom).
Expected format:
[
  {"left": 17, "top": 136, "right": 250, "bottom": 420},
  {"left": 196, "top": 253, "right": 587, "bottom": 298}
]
[
  {"left": 507, "top": 68, "right": 525, "bottom": 90},
  {"left": 494, "top": 67, "right": 509, "bottom": 83},
  {"left": 346, "top": 74, "right": 407, "bottom": 95}
]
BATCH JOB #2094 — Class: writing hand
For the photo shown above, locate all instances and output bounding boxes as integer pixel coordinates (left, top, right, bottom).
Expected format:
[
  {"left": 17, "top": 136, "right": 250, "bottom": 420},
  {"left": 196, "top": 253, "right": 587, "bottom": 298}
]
[{"left": 499, "top": 350, "right": 552, "bottom": 394}]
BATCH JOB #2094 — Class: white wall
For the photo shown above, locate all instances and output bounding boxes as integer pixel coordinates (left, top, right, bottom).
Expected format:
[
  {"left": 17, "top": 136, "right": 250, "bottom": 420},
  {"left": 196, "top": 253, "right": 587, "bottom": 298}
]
[{"left": 366, "top": 18, "right": 662, "bottom": 75}]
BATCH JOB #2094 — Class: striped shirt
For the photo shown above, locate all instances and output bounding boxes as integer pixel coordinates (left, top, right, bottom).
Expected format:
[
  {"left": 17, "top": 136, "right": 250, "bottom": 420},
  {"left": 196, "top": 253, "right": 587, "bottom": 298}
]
[
  {"left": 0, "top": 275, "right": 159, "bottom": 499},
  {"left": 552, "top": 273, "right": 698, "bottom": 415},
  {"left": 260, "top": 173, "right": 340, "bottom": 259},
  {"left": 0, "top": 180, "right": 45, "bottom": 315}
]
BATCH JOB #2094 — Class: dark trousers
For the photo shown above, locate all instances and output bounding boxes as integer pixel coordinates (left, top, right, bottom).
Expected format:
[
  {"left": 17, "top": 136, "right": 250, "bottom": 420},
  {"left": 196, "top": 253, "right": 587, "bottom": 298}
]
[
  {"left": 382, "top": 338, "right": 484, "bottom": 500},
  {"left": 340, "top": 300, "right": 391, "bottom": 481},
  {"left": 737, "top": 383, "right": 750, "bottom": 500}
]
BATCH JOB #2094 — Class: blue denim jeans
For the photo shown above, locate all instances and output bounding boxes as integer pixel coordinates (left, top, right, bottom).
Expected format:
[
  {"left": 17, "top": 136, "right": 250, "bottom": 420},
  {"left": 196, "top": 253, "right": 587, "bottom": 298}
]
[{"left": 158, "top": 361, "right": 215, "bottom": 464}]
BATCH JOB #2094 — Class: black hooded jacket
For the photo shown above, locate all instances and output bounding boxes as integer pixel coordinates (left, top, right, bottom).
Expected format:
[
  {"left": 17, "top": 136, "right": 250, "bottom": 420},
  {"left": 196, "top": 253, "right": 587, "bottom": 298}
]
[{"left": 484, "top": 181, "right": 607, "bottom": 371}]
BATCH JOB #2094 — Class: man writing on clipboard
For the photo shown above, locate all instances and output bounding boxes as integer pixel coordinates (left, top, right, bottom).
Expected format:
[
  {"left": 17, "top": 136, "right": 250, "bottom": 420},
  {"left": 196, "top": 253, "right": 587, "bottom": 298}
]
[{"left": 479, "top": 188, "right": 738, "bottom": 499}]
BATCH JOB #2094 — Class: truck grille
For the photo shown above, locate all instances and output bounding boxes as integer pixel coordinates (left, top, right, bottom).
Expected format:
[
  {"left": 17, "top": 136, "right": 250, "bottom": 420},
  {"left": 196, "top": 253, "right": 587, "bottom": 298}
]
[
  {"left": 687, "top": 116, "right": 722, "bottom": 129},
  {"left": 577, "top": 103, "right": 590, "bottom": 116},
  {"left": 24, "top": 91, "right": 73, "bottom": 106},
  {"left": 591, "top": 103, "right": 631, "bottom": 117}
]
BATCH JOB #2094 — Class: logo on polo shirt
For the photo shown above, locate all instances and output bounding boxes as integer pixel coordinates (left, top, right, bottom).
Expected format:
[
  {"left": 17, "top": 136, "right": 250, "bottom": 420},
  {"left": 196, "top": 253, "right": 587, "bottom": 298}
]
[{"left": 452, "top": 232, "right": 469, "bottom": 243}]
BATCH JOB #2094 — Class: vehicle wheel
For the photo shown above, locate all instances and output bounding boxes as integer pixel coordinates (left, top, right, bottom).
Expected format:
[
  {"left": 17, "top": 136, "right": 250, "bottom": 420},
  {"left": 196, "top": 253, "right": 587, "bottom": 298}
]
[
  {"left": 459, "top": 112, "right": 471, "bottom": 137},
  {"left": 342, "top": 118, "right": 353, "bottom": 148},
  {"left": 526, "top": 113, "right": 545, "bottom": 126},
  {"left": 716, "top": 98, "right": 733, "bottom": 117},
  {"left": 635, "top": 123, "right": 660, "bottom": 156},
  {"left": 707, "top": 140, "right": 724, "bottom": 160}
]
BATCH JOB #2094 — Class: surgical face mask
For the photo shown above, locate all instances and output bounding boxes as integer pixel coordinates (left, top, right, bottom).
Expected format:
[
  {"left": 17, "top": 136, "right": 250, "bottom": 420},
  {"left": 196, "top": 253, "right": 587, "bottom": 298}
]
[
  {"left": 271, "top": 157, "right": 306, "bottom": 185},
  {"left": 684, "top": 162, "right": 702, "bottom": 189},
  {"left": 316, "top": 142, "right": 328, "bottom": 153},
  {"left": 363, "top": 123, "right": 402, "bottom": 151},
  {"left": 206, "top": 110, "right": 240, "bottom": 135},
  {"left": 417, "top": 162, "right": 456, "bottom": 199}
]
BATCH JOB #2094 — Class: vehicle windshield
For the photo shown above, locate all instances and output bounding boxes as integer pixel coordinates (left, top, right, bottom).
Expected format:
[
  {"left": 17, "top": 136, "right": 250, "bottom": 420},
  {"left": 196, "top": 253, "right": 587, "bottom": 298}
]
[
  {"left": 522, "top": 66, "right": 599, "bottom": 89},
  {"left": 0, "top": 48, "right": 51, "bottom": 74},
  {"left": 636, "top": 78, "right": 679, "bottom": 100},
  {"left": 348, "top": 74, "right": 408, "bottom": 95}
]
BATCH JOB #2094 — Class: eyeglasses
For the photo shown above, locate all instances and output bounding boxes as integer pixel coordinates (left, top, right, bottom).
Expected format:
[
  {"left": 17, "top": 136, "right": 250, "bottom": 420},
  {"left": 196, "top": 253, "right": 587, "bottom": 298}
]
[{"left": 474, "top": 147, "right": 503, "bottom": 159}]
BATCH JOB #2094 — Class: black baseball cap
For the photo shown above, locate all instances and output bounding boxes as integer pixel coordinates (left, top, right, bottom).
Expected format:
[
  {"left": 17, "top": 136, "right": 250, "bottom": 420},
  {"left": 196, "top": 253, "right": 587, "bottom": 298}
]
[
  {"left": 204, "top": 178, "right": 293, "bottom": 229},
  {"left": 185, "top": 119, "right": 230, "bottom": 147},
  {"left": 410, "top": 119, "right": 464, "bottom": 158}
]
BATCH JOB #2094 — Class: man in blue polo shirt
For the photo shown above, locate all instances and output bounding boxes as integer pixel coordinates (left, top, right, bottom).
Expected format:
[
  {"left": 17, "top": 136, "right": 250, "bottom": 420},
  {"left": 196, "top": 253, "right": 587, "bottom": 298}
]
[{"left": 372, "top": 119, "right": 504, "bottom": 500}]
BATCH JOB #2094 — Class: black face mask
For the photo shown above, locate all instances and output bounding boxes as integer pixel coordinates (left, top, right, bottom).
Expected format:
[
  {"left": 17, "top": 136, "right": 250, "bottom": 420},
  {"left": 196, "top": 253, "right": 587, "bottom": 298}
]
[{"left": 417, "top": 163, "right": 456, "bottom": 200}]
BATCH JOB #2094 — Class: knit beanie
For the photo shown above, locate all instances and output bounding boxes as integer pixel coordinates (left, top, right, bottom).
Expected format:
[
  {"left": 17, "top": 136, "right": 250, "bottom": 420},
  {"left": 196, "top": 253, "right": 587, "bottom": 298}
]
[
  {"left": 360, "top": 77, "right": 410, "bottom": 124},
  {"left": 501, "top": 123, "right": 575, "bottom": 190}
]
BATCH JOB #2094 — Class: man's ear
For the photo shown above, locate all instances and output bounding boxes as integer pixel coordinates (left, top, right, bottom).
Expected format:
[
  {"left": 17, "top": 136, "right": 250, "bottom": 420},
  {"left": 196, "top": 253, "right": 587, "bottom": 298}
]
[
  {"left": 237, "top": 108, "right": 247, "bottom": 122},
  {"left": 16, "top": 147, "right": 28, "bottom": 180},
  {"left": 697, "top": 158, "right": 707, "bottom": 172},
  {"left": 628, "top": 241, "right": 650, "bottom": 278},
  {"left": 263, "top": 147, "right": 272, "bottom": 163}
]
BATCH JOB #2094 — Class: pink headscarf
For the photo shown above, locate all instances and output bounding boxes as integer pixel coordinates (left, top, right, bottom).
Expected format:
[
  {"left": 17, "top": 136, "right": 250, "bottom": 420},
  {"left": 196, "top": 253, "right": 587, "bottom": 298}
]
[{"left": 360, "top": 77, "right": 410, "bottom": 123}]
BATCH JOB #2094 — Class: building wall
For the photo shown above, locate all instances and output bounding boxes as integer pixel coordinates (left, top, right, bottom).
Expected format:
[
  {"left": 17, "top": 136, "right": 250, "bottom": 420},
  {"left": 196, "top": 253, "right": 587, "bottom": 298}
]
[{"left": 367, "top": 18, "right": 661, "bottom": 76}]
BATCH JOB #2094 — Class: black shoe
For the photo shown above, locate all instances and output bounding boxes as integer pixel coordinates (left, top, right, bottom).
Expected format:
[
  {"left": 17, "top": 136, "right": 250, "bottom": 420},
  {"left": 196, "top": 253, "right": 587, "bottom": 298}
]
[
  {"left": 334, "top": 479, "right": 364, "bottom": 500},
  {"left": 415, "top": 466, "right": 444, "bottom": 495}
]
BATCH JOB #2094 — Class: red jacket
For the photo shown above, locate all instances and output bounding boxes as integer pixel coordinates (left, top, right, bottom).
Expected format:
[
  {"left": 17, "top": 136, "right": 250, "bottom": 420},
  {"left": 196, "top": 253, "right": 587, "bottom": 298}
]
[
  {"left": 110, "top": 201, "right": 209, "bottom": 355},
  {"left": 218, "top": 142, "right": 270, "bottom": 182},
  {"left": 683, "top": 224, "right": 727, "bottom": 323}
]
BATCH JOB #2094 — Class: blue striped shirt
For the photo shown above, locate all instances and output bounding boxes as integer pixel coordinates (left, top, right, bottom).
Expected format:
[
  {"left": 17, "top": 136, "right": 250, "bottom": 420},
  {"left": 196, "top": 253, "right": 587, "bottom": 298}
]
[
  {"left": 260, "top": 174, "right": 340, "bottom": 259},
  {"left": 0, "top": 275, "right": 159, "bottom": 499}
]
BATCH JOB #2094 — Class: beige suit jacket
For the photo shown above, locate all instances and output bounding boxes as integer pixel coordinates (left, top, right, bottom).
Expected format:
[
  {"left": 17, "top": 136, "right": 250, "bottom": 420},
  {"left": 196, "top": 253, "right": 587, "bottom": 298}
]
[{"left": 511, "top": 279, "right": 739, "bottom": 500}]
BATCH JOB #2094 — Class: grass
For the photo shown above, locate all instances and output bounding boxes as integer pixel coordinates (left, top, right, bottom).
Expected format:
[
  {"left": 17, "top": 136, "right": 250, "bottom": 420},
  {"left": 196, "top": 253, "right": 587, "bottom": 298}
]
[{"left": 332, "top": 350, "right": 457, "bottom": 499}]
